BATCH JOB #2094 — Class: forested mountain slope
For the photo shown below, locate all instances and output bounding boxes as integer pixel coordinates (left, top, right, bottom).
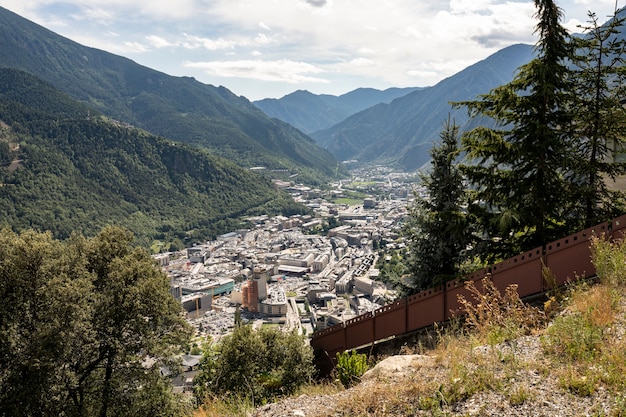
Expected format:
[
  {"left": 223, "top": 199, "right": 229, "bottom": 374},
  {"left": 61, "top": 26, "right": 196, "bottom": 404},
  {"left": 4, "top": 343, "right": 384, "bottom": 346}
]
[
  {"left": 0, "top": 6, "right": 344, "bottom": 185},
  {"left": 0, "top": 68, "right": 304, "bottom": 248}
]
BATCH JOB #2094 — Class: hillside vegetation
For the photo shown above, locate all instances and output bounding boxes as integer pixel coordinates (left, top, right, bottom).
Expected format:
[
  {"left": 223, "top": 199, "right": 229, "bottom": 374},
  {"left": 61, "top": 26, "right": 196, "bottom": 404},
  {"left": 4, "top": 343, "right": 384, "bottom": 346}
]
[
  {"left": 0, "top": 226, "right": 193, "bottom": 417},
  {"left": 0, "top": 68, "right": 305, "bottom": 247}
]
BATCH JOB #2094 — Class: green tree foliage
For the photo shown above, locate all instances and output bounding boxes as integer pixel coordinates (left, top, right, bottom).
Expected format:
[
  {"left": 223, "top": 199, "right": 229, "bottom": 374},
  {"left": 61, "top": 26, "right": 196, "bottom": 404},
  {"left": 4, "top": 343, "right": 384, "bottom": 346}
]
[
  {"left": 455, "top": 0, "right": 574, "bottom": 258},
  {"left": 0, "top": 10, "right": 347, "bottom": 185},
  {"left": 0, "top": 226, "right": 192, "bottom": 417},
  {"left": 404, "top": 118, "right": 474, "bottom": 293},
  {"left": 194, "top": 325, "right": 314, "bottom": 406},
  {"left": 375, "top": 250, "right": 409, "bottom": 290},
  {"left": 566, "top": 9, "right": 626, "bottom": 227}
]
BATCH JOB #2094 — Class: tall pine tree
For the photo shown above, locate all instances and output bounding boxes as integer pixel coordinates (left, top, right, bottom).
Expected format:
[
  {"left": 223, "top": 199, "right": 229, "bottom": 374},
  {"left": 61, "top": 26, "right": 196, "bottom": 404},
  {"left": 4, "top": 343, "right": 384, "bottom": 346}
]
[
  {"left": 567, "top": 8, "right": 626, "bottom": 228},
  {"left": 455, "top": 0, "right": 574, "bottom": 258},
  {"left": 405, "top": 118, "right": 474, "bottom": 293}
]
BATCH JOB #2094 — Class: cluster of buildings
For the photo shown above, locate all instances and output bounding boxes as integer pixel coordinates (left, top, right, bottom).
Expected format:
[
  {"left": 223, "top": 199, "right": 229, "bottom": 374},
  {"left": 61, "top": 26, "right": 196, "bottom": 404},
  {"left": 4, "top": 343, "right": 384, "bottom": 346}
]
[{"left": 156, "top": 171, "right": 416, "bottom": 342}]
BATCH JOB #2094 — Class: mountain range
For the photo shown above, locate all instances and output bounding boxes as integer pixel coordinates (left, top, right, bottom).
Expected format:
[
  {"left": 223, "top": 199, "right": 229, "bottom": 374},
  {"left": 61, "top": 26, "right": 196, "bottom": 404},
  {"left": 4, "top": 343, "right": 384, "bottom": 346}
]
[
  {"left": 2, "top": 3, "right": 613, "bottom": 246},
  {"left": 253, "top": 87, "right": 420, "bottom": 134},
  {"left": 255, "top": 10, "right": 626, "bottom": 171},
  {"left": 249, "top": 45, "right": 535, "bottom": 171},
  {"left": 305, "top": 44, "right": 534, "bottom": 170},
  {"left": 0, "top": 6, "right": 345, "bottom": 185}
]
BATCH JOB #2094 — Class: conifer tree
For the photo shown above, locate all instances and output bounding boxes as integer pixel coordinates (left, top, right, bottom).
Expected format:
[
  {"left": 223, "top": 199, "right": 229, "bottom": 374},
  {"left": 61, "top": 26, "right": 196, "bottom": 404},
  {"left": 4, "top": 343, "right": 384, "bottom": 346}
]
[
  {"left": 404, "top": 118, "right": 474, "bottom": 293},
  {"left": 566, "top": 8, "right": 626, "bottom": 228},
  {"left": 455, "top": 0, "right": 574, "bottom": 257}
]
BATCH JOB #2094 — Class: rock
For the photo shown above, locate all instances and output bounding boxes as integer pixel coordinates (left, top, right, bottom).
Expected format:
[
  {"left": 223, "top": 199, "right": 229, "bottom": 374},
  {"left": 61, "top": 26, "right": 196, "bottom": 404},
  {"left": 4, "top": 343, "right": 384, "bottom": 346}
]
[{"left": 361, "top": 354, "right": 433, "bottom": 381}]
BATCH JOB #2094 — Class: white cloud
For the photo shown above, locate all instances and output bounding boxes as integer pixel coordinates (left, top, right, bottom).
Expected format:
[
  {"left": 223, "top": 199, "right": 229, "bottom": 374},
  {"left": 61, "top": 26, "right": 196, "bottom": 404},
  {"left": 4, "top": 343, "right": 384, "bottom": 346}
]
[
  {"left": 449, "top": 0, "right": 494, "bottom": 14},
  {"left": 184, "top": 59, "right": 329, "bottom": 84},
  {"left": 254, "top": 33, "right": 274, "bottom": 46},
  {"left": 69, "top": 6, "right": 114, "bottom": 23},
  {"left": 200, "top": 0, "right": 539, "bottom": 86},
  {"left": 121, "top": 41, "right": 149, "bottom": 53},
  {"left": 146, "top": 35, "right": 171, "bottom": 48},
  {"left": 349, "top": 57, "right": 375, "bottom": 67},
  {"left": 181, "top": 33, "right": 239, "bottom": 51},
  {"left": 3, "top": 0, "right": 625, "bottom": 99},
  {"left": 406, "top": 69, "right": 439, "bottom": 79},
  {"left": 66, "top": 34, "right": 150, "bottom": 54}
]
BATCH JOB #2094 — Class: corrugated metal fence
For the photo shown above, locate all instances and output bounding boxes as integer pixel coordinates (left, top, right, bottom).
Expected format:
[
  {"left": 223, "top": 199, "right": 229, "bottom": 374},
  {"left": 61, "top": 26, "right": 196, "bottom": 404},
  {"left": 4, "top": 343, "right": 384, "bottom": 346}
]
[{"left": 310, "top": 214, "right": 626, "bottom": 365}]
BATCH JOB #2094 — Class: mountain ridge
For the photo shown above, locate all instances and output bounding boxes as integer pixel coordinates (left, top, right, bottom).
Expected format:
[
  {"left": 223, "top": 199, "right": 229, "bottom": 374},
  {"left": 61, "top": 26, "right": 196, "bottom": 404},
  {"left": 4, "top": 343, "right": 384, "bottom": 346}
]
[
  {"left": 311, "top": 43, "right": 536, "bottom": 170},
  {"left": 253, "top": 87, "right": 421, "bottom": 134},
  {"left": 0, "top": 5, "right": 345, "bottom": 185},
  {"left": 0, "top": 67, "right": 305, "bottom": 247}
]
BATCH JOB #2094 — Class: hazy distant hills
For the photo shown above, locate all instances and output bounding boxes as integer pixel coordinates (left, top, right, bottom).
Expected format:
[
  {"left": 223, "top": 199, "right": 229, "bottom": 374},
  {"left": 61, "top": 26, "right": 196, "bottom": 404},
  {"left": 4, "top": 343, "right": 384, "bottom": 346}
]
[
  {"left": 0, "top": 6, "right": 345, "bottom": 185},
  {"left": 253, "top": 87, "right": 420, "bottom": 134},
  {"left": 310, "top": 44, "right": 535, "bottom": 170},
  {"left": 0, "top": 68, "right": 305, "bottom": 246}
]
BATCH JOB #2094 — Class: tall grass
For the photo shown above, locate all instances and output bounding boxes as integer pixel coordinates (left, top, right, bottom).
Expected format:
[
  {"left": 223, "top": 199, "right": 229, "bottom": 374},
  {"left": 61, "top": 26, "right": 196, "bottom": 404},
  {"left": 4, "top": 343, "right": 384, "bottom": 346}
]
[
  {"left": 591, "top": 234, "right": 626, "bottom": 287},
  {"left": 541, "top": 236, "right": 626, "bottom": 398},
  {"left": 456, "top": 276, "right": 546, "bottom": 345}
]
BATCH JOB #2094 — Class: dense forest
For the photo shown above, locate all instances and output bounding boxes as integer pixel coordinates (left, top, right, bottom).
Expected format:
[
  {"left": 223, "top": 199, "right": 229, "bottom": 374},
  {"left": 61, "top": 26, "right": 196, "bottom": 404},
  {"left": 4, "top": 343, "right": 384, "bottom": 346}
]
[
  {"left": 0, "top": 68, "right": 307, "bottom": 248},
  {"left": 0, "top": 226, "right": 193, "bottom": 417}
]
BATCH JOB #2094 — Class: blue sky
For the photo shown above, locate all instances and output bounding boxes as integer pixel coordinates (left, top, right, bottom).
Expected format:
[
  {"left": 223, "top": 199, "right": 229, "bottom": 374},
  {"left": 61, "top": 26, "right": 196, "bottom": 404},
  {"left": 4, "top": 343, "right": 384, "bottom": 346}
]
[{"left": 1, "top": 0, "right": 622, "bottom": 100}]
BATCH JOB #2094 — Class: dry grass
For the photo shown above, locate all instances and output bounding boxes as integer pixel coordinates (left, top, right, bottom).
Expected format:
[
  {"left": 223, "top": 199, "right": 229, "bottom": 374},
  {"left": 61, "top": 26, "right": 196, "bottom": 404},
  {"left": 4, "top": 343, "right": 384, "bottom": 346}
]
[
  {"left": 307, "top": 259, "right": 626, "bottom": 416},
  {"left": 457, "top": 276, "right": 546, "bottom": 346}
]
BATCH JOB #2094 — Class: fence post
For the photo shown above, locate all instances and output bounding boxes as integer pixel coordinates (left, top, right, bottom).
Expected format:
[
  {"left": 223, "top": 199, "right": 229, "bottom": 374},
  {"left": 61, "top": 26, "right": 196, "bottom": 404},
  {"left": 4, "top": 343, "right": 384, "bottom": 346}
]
[{"left": 443, "top": 283, "right": 447, "bottom": 326}]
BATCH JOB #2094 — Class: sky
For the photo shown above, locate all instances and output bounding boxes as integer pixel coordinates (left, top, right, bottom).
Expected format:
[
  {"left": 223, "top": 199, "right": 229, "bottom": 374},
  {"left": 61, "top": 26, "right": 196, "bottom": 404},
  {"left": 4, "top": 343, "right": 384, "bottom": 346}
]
[{"left": 0, "top": 0, "right": 623, "bottom": 100}]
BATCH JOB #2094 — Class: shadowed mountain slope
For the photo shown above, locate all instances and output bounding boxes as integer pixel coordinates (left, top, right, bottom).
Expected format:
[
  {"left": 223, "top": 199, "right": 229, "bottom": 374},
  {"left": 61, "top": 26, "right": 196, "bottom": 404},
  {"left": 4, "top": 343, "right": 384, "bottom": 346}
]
[
  {"left": 254, "top": 87, "right": 420, "bottom": 134},
  {"left": 0, "top": 68, "right": 306, "bottom": 247},
  {"left": 311, "top": 44, "right": 535, "bottom": 170}
]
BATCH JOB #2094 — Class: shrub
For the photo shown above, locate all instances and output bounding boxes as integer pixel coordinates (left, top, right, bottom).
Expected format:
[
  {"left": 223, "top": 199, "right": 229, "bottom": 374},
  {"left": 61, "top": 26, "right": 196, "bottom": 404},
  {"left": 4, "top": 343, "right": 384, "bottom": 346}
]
[
  {"left": 591, "top": 235, "right": 626, "bottom": 287},
  {"left": 194, "top": 325, "right": 314, "bottom": 406},
  {"left": 336, "top": 351, "right": 369, "bottom": 388},
  {"left": 544, "top": 311, "right": 604, "bottom": 361},
  {"left": 542, "top": 284, "right": 616, "bottom": 361}
]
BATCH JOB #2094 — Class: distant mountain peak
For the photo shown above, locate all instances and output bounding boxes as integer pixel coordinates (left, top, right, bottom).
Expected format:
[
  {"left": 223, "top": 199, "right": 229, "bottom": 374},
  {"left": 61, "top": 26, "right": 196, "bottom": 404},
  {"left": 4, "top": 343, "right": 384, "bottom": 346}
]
[
  {"left": 253, "top": 86, "right": 420, "bottom": 134},
  {"left": 310, "top": 43, "right": 536, "bottom": 171}
]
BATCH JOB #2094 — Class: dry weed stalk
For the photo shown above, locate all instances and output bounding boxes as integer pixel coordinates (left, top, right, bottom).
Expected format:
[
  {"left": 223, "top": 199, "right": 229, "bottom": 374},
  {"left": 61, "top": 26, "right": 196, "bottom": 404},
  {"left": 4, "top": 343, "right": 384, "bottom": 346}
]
[{"left": 457, "top": 276, "right": 545, "bottom": 343}]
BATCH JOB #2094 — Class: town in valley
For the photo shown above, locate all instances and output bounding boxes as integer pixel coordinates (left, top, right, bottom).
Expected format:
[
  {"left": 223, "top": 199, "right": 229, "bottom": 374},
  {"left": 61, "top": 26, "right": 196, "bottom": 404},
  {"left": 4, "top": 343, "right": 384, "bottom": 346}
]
[{"left": 158, "top": 167, "right": 422, "bottom": 356}]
